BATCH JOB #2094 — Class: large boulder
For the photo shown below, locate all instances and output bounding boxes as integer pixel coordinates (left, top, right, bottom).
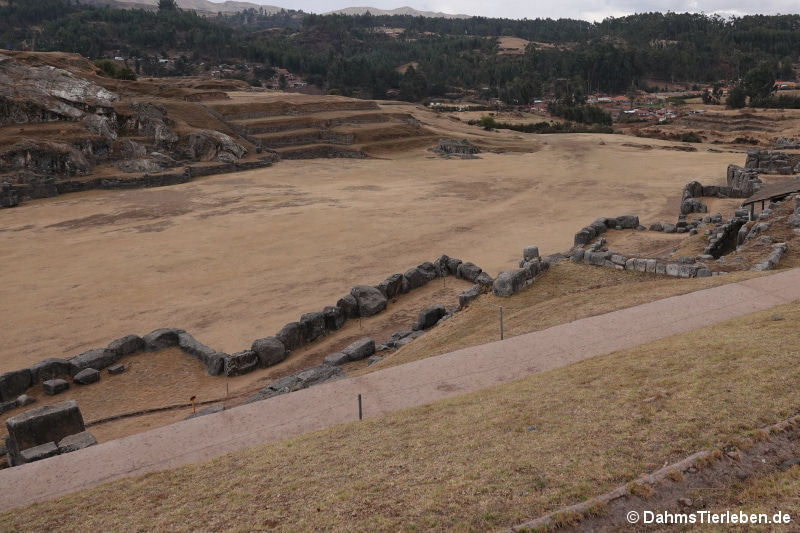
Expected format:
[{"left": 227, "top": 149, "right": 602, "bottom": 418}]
[
  {"left": 445, "top": 256, "right": 463, "bottom": 276},
  {"left": 223, "top": 350, "right": 260, "bottom": 377},
  {"left": 403, "top": 267, "right": 428, "bottom": 290},
  {"left": 376, "top": 273, "right": 404, "bottom": 299},
  {"left": 177, "top": 130, "right": 246, "bottom": 163},
  {"left": 72, "top": 368, "right": 100, "bottom": 385},
  {"left": 350, "top": 285, "right": 387, "bottom": 317},
  {"left": 416, "top": 262, "right": 438, "bottom": 281},
  {"left": 475, "top": 271, "right": 494, "bottom": 287},
  {"left": 336, "top": 294, "right": 359, "bottom": 319},
  {"left": 19, "top": 442, "right": 59, "bottom": 464},
  {"left": 322, "top": 306, "right": 346, "bottom": 331},
  {"left": 250, "top": 337, "right": 287, "bottom": 368},
  {"left": 143, "top": 328, "right": 185, "bottom": 350},
  {"left": 299, "top": 312, "right": 326, "bottom": 344},
  {"left": 177, "top": 332, "right": 225, "bottom": 376},
  {"left": 323, "top": 352, "right": 350, "bottom": 366},
  {"left": 615, "top": 215, "right": 640, "bottom": 229},
  {"left": 5, "top": 400, "right": 86, "bottom": 467},
  {"left": 458, "top": 284, "right": 482, "bottom": 308},
  {"left": 0, "top": 369, "right": 32, "bottom": 402},
  {"left": 29, "top": 358, "right": 71, "bottom": 384},
  {"left": 523, "top": 246, "right": 540, "bottom": 262},
  {"left": 276, "top": 322, "right": 303, "bottom": 352},
  {"left": 69, "top": 348, "right": 119, "bottom": 375},
  {"left": 341, "top": 338, "right": 375, "bottom": 361},
  {"left": 416, "top": 304, "right": 447, "bottom": 330},
  {"left": 456, "top": 262, "right": 482, "bottom": 282},
  {"left": 574, "top": 228, "right": 593, "bottom": 246},
  {"left": 43, "top": 379, "right": 69, "bottom": 396},
  {"left": 681, "top": 198, "right": 707, "bottom": 215},
  {"left": 246, "top": 365, "right": 344, "bottom": 402},
  {"left": 492, "top": 269, "right": 528, "bottom": 297},
  {"left": 106, "top": 334, "right": 145, "bottom": 357},
  {"left": 57, "top": 431, "right": 97, "bottom": 454}
]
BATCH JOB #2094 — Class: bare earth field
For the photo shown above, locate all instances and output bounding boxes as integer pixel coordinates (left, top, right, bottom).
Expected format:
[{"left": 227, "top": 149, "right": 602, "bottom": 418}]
[{"left": 0, "top": 133, "right": 740, "bottom": 374}]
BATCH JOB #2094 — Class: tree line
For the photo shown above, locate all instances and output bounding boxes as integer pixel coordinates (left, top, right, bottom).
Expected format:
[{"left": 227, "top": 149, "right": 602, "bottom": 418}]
[{"left": 0, "top": 1, "right": 797, "bottom": 106}]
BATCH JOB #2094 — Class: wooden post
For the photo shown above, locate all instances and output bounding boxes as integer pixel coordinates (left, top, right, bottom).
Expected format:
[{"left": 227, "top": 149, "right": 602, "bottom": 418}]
[
  {"left": 749, "top": 203, "right": 754, "bottom": 221},
  {"left": 499, "top": 306, "right": 504, "bottom": 340},
  {"left": 358, "top": 394, "right": 363, "bottom": 420}
]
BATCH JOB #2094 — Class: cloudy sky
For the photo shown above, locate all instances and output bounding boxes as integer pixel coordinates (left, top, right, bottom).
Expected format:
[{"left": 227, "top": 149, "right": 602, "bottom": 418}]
[{"left": 263, "top": 0, "right": 798, "bottom": 21}]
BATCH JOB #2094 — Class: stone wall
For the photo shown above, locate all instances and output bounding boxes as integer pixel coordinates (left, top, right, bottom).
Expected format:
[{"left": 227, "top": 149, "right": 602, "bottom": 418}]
[
  {"left": 726, "top": 165, "right": 762, "bottom": 196},
  {"left": 573, "top": 215, "right": 641, "bottom": 246},
  {"left": 571, "top": 239, "right": 714, "bottom": 279},
  {"left": 0, "top": 254, "right": 494, "bottom": 401},
  {"left": 745, "top": 149, "right": 800, "bottom": 175}
]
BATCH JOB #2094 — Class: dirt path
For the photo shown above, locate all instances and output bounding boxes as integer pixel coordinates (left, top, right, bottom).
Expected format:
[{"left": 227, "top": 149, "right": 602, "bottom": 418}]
[{"left": 1, "top": 268, "right": 799, "bottom": 512}]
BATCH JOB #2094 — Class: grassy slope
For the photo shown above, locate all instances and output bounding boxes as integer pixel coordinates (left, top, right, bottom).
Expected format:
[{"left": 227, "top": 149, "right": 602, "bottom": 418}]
[
  {"left": 360, "top": 261, "right": 762, "bottom": 373},
  {"left": 5, "top": 291, "right": 800, "bottom": 531}
]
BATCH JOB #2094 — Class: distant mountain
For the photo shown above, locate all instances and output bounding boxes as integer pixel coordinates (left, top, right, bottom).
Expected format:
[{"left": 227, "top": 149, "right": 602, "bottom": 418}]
[
  {"left": 109, "top": 0, "right": 283, "bottom": 13},
  {"left": 107, "top": 1, "right": 469, "bottom": 17},
  {"left": 325, "top": 6, "right": 471, "bottom": 19}
]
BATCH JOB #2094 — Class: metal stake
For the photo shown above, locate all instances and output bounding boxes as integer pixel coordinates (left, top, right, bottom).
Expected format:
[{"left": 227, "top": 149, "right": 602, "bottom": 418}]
[{"left": 358, "top": 394, "right": 363, "bottom": 420}]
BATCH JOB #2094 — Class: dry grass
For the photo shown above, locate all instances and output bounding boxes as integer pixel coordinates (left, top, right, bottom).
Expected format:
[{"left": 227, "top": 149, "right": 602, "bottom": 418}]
[
  {"left": 646, "top": 464, "right": 800, "bottom": 532},
  {"left": 5, "top": 296, "right": 800, "bottom": 532},
  {"left": 361, "top": 261, "right": 763, "bottom": 373}
]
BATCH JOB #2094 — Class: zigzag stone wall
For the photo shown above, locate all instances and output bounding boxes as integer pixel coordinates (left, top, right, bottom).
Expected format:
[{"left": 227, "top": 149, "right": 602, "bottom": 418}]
[{"left": 0, "top": 254, "right": 494, "bottom": 405}]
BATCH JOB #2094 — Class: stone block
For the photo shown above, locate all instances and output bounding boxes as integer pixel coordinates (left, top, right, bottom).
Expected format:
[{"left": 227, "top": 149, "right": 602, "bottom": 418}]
[
  {"left": 0, "top": 369, "right": 32, "bottom": 402},
  {"left": 107, "top": 335, "right": 145, "bottom": 357},
  {"left": 250, "top": 337, "right": 287, "bottom": 368},
  {"left": 19, "top": 442, "right": 59, "bottom": 464},
  {"left": 223, "top": 350, "right": 260, "bottom": 377},
  {"left": 43, "top": 379, "right": 69, "bottom": 396},
  {"left": 73, "top": 368, "right": 100, "bottom": 385},
  {"left": 341, "top": 338, "right": 375, "bottom": 362},
  {"left": 57, "top": 431, "right": 97, "bottom": 453},
  {"left": 5, "top": 400, "right": 85, "bottom": 467},
  {"left": 29, "top": 359, "right": 71, "bottom": 384}
]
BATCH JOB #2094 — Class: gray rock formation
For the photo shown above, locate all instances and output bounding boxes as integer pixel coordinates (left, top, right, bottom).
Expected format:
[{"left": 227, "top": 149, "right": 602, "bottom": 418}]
[
  {"left": 73, "top": 368, "right": 100, "bottom": 385},
  {"left": 43, "top": 379, "right": 69, "bottom": 395},
  {"left": 336, "top": 294, "right": 359, "bottom": 319},
  {"left": 250, "top": 337, "right": 287, "bottom": 368},
  {"left": 322, "top": 306, "right": 346, "bottom": 331},
  {"left": 245, "top": 365, "right": 344, "bottom": 402},
  {"left": 69, "top": 348, "right": 118, "bottom": 375},
  {"left": 299, "top": 312, "right": 326, "bottom": 344},
  {"left": 403, "top": 267, "right": 428, "bottom": 290},
  {"left": 350, "top": 285, "right": 388, "bottom": 317},
  {"left": 178, "top": 130, "right": 246, "bottom": 163},
  {"left": 29, "top": 359, "right": 71, "bottom": 384},
  {"left": 276, "top": 322, "right": 303, "bottom": 352},
  {"left": 223, "top": 350, "right": 260, "bottom": 377},
  {"left": 456, "top": 262, "right": 482, "bottom": 282},
  {"left": 5, "top": 400, "right": 90, "bottom": 466},
  {"left": 107, "top": 335, "right": 145, "bottom": 358},
  {"left": 143, "top": 328, "right": 185, "bottom": 350},
  {"left": 0, "top": 369, "right": 32, "bottom": 402},
  {"left": 341, "top": 338, "right": 376, "bottom": 361},
  {"left": 57, "top": 431, "right": 97, "bottom": 454},
  {"left": 416, "top": 304, "right": 447, "bottom": 330},
  {"left": 458, "top": 284, "right": 482, "bottom": 308},
  {"left": 493, "top": 269, "right": 528, "bottom": 297},
  {"left": 177, "top": 332, "right": 225, "bottom": 376},
  {"left": 376, "top": 273, "right": 404, "bottom": 298}
]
